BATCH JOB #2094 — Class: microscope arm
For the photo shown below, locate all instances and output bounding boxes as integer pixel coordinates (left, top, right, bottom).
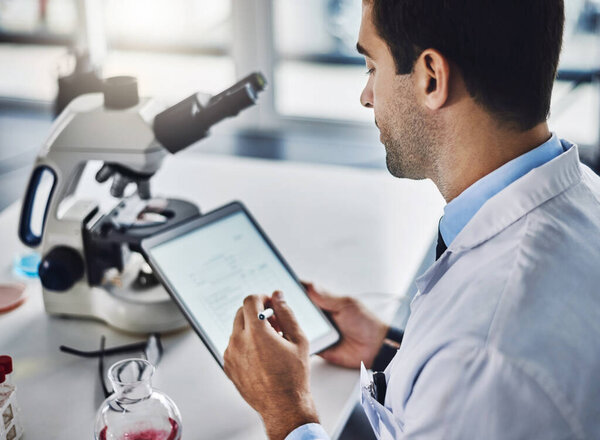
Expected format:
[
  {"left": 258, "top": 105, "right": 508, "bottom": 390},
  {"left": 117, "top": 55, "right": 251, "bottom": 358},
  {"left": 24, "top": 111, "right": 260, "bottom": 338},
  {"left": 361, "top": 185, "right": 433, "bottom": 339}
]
[{"left": 19, "top": 151, "right": 88, "bottom": 248}]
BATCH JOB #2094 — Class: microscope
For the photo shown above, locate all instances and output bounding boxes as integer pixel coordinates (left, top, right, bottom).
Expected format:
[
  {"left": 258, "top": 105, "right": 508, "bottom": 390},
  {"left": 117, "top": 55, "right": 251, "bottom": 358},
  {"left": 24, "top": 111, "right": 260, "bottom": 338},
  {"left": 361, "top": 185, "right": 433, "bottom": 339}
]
[{"left": 18, "top": 73, "right": 267, "bottom": 333}]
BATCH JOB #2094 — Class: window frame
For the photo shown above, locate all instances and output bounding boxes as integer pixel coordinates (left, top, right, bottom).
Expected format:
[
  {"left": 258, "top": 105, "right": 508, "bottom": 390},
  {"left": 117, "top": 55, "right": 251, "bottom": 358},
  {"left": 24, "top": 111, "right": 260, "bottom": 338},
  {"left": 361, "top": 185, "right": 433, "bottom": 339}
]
[{"left": 231, "top": 0, "right": 375, "bottom": 140}]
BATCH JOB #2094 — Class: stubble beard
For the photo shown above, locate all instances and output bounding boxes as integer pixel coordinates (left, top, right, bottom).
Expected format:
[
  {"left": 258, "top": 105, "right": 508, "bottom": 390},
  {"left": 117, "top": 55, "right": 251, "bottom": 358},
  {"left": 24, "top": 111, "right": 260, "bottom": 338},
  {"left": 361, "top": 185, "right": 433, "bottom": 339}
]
[{"left": 378, "top": 82, "right": 437, "bottom": 180}]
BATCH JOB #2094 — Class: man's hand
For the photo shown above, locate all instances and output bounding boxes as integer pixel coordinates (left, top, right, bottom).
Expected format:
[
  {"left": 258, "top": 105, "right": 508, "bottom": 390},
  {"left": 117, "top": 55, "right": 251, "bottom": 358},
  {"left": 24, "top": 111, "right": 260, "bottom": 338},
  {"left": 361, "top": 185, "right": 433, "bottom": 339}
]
[
  {"left": 304, "top": 283, "right": 389, "bottom": 369},
  {"left": 224, "top": 291, "right": 319, "bottom": 440}
]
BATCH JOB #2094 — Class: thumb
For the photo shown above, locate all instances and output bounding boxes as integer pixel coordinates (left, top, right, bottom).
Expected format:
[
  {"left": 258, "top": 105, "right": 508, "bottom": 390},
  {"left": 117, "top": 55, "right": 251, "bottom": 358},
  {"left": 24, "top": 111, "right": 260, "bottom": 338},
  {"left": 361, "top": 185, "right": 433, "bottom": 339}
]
[
  {"left": 271, "top": 291, "right": 305, "bottom": 345},
  {"left": 306, "top": 285, "right": 345, "bottom": 312}
]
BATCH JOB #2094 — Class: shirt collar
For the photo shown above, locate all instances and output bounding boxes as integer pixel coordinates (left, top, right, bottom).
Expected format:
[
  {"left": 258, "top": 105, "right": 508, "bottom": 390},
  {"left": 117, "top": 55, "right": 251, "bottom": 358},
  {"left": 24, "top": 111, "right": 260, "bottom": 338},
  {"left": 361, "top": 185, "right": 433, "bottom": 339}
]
[
  {"left": 439, "top": 133, "right": 565, "bottom": 246},
  {"left": 416, "top": 139, "right": 581, "bottom": 297}
]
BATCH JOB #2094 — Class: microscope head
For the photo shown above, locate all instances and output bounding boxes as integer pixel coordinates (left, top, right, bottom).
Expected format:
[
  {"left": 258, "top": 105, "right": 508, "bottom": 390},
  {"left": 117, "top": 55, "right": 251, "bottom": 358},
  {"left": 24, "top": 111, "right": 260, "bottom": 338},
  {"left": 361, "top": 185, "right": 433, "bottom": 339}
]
[
  {"left": 20, "top": 72, "right": 267, "bottom": 248},
  {"left": 43, "top": 73, "right": 267, "bottom": 200}
]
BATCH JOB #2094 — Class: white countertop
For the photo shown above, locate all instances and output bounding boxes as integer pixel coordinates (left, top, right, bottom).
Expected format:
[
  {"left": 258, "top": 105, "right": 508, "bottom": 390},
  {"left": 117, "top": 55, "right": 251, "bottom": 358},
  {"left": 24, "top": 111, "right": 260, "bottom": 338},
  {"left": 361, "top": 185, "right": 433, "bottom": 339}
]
[{"left": 0, "top": 152, "right": 444, "bottom": 439}]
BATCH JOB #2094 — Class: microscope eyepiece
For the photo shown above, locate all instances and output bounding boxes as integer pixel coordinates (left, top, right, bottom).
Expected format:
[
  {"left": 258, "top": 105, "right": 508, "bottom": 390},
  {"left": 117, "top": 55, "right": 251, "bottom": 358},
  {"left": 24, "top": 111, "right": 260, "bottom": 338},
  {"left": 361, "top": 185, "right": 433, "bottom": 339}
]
[
  {"left": 104, "top": 76, "right": 140, "bottom": 110},
  {"left": 153, "top": 72, "right": 267, "bottom": 154}
]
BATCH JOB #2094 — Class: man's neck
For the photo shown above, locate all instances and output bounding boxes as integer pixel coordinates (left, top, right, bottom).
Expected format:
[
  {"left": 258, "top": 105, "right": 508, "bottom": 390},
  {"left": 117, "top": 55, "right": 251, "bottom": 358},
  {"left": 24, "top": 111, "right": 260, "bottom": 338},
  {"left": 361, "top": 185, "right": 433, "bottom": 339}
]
[{"left": 435, "top": 121, "right": 552, "bottom": 203}]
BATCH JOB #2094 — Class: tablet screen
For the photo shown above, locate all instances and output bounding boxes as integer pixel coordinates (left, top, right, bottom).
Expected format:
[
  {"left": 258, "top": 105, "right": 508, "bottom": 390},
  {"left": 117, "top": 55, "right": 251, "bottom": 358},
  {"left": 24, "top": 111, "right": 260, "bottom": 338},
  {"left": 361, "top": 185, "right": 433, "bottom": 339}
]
[{"left": 145, "top": 207, "right": 337, "bottom": 362}]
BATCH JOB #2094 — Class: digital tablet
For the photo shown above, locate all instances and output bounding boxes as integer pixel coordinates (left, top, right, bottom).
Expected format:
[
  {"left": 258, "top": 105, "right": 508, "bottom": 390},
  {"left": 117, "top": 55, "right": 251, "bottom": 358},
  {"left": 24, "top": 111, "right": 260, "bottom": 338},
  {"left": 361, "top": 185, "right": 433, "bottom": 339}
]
[{"left": 140, "top": 201, "right": 340, "bottom": 367}]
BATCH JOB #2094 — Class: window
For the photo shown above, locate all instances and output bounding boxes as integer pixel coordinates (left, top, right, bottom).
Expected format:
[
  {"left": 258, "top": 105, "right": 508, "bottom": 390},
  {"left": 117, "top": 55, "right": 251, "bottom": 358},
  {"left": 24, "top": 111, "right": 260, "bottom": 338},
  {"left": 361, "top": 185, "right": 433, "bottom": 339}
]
[
  {"left": 0, "top": 0, "right": 77, "bottom": 37},
  {"left": 272, "top": 0, "right": 370, "bottom": 123},
  {"left": 105, "top": 0, "right": 230, "bottom": 53},
  {"left": 103, "top": 0, "right": 235, "bottom": 101},
  {"left": 550, "top": 0, "right": 600, "bottom": 148},
  {"left": 0, "top": 0, "right": 235, "bottom": 102}
]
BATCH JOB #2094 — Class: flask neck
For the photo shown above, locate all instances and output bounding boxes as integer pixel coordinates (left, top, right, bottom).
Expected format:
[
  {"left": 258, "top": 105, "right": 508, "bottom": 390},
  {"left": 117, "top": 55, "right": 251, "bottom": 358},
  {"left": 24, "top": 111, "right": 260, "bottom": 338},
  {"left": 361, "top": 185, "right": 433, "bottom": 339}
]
[
  {"left": 114, "top": 381, "right": 152, "bottom": 402},
  {"left": 108, "top": 359, "right": 154, "bottom": 402}
]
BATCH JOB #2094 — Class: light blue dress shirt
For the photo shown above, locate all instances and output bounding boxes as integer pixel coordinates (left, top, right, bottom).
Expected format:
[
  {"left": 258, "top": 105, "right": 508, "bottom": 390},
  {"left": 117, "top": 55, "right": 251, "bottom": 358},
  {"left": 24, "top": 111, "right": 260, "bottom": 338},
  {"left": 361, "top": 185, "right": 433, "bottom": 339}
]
[
  {"left": 285, "top": 134, "right": 600, "bottom": 440},
  {"left": 286, "top": 423, "right": 329, "bottom": 440}
]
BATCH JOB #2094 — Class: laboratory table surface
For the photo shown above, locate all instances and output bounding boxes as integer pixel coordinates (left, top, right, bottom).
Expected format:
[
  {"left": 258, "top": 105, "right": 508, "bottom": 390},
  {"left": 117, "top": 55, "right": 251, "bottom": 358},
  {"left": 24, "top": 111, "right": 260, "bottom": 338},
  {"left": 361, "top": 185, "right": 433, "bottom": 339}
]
[{"left": 0, "top": 152, "right": 444, "bottom": 439}]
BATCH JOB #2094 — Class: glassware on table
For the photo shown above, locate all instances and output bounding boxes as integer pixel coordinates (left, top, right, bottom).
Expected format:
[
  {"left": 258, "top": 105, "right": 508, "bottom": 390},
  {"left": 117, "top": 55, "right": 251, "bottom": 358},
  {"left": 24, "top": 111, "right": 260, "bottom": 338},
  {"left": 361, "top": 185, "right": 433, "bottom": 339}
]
[
  {"left": 0, "top": 356, "right": 23, "bottom": 440},
  {"left": 94, "top": 358, "right": 182, "bottom": 440}
]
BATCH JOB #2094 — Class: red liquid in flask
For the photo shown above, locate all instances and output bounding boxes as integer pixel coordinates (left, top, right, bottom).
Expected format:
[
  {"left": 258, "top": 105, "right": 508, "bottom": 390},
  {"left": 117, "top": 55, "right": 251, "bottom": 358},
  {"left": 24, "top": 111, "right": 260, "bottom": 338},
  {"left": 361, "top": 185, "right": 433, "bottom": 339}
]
[{"left": 100, "top": 418, "right": 179, "bottom": 440}]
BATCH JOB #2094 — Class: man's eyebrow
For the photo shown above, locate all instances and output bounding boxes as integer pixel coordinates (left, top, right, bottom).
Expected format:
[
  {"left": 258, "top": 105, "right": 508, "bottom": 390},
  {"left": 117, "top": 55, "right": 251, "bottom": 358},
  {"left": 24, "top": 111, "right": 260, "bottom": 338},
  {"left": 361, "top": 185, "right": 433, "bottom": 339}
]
[{"left": 356, "top": 42, "right": 372, "bottom": 58}]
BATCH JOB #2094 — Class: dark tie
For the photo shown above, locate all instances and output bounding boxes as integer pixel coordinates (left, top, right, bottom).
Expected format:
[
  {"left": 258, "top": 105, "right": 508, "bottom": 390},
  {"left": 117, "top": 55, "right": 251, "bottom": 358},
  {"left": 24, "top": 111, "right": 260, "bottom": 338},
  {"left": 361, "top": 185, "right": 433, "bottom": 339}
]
[{"left": 436, "top": 227, "right": 447, "bottom": 260}]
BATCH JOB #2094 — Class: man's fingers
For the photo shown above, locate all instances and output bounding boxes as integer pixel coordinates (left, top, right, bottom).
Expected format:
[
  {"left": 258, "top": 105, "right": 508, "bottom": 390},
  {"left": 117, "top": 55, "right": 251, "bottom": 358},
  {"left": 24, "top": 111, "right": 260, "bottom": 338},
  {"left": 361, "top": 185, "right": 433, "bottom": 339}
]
[
  {"left": 300, "top": 281, "right": 314, "bottom": 291},
  {"left": 271, "top": 290, "right": 306, "bottom": 345},
  {"left": 319, "top": 349, "right": 358, "bottom": 369},
  {"left": 225, "top": 308, "right": 245, "bottom": 374},
  {"left": 242, "top": 294, "right": 274, "bottom": 331},
  {"left": 318, "top": 349, "right": 342, "bottom": 365},
  {"left": 305, "top": 284, "right": 347, "bottom": 312},
  {"left": 232, "top": 307, "right": 245, "bottom": 334},
  {"left": 267, "top": 314, "right": 282, "bottom": 333}
]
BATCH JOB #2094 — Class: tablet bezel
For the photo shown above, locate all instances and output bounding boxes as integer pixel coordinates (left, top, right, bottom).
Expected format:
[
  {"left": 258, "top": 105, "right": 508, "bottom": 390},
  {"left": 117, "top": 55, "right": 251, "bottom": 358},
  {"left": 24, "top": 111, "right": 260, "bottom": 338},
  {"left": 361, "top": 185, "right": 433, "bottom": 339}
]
[{"left": 140, "top": 201, "right": 340, "bottom": 368}]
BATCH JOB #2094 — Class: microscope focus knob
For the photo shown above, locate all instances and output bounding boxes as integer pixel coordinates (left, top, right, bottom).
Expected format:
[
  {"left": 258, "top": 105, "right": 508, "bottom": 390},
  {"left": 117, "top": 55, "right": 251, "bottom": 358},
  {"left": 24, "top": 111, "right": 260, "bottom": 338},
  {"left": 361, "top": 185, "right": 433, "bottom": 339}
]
[
  {"left": 104, "top": 76, "right": 139, "bottom": 109},
  {"left": 39, "top": 246, "right": 85, "bottom": 292}
]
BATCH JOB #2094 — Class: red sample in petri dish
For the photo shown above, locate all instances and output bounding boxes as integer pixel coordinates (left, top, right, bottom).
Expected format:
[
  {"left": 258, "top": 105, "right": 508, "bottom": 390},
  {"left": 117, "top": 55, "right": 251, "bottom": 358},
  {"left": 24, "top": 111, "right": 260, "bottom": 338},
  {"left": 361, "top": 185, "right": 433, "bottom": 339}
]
[
  {"left": 99, "top": 418, "right": 179, "bottom": 440},
  {"left": 0, "top": 284, "right": 26, "bottom": 313}
]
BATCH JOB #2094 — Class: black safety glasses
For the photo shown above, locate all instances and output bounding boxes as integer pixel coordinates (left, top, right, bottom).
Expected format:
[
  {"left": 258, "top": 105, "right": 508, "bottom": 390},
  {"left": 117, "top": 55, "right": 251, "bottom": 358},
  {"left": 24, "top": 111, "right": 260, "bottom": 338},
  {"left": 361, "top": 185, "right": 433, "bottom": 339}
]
[{"left": 60, "top": 333, "right": 163, "bottom": 398}]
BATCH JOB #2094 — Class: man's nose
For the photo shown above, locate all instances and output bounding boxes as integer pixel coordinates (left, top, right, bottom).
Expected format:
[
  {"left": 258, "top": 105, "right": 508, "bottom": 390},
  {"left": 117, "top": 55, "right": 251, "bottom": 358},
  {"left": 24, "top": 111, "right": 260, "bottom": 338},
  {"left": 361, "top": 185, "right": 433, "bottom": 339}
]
[{"left": 360, "top": 82, "right": 374, "bottom": 108}]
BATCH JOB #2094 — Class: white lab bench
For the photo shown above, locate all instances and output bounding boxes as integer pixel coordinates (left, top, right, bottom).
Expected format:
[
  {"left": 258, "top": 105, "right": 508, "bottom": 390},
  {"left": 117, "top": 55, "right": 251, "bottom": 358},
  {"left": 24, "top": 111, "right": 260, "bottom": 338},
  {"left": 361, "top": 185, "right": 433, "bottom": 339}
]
[{"left": 0, "top": 152, "right": 444, "bottom": 439}]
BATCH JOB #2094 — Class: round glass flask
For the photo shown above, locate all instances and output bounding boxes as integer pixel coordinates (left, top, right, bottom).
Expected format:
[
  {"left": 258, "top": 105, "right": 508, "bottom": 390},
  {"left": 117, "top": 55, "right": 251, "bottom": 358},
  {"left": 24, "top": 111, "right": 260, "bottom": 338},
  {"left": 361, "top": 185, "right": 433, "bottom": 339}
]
[{"left": 94, "top": 358, "right": 182, "bottom": 440}]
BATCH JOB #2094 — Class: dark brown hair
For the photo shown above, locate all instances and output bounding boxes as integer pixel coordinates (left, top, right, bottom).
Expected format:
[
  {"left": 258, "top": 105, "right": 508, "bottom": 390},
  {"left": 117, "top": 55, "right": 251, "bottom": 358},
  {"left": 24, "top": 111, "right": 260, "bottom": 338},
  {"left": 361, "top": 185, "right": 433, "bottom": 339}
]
[{"left": 369, "top": 0, "right": 565, "bottom": 131}]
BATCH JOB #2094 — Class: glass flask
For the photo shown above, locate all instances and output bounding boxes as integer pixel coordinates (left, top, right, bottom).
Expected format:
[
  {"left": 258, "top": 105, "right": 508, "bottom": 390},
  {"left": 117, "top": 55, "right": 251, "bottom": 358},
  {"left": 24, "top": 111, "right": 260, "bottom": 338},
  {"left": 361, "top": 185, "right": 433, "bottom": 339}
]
[{"left": 94, "top": 358, "right": 182, "bottom": 440}]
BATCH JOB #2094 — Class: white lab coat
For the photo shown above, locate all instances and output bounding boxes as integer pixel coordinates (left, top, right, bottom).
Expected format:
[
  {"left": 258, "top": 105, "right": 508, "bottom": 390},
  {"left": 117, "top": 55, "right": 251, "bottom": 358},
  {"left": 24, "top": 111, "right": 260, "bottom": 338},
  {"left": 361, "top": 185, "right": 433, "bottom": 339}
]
[{"left": 361, "top": 141, "right": 600, "bottom": 439}]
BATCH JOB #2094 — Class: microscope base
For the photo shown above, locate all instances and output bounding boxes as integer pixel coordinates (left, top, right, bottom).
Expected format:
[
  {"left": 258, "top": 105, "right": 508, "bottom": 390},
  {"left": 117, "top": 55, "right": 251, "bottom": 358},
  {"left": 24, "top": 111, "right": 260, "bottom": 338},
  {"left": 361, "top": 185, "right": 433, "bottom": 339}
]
[{"left": 42, "top": 284, "right": 189, "bottom": 334}]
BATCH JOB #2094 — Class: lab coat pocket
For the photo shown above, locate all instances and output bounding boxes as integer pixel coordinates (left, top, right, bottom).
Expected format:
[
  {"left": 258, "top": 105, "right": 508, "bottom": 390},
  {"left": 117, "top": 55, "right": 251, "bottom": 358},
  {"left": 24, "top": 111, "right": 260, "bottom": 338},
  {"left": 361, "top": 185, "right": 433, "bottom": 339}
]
[{"left": 360, "top": 363, "right": 401, "bottom": 440}]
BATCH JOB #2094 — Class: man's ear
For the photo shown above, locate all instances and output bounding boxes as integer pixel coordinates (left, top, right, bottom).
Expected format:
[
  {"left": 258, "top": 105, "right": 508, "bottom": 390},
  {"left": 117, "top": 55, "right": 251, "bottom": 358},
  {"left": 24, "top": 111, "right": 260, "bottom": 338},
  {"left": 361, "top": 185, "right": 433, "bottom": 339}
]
[{"left": 414, "top": 49, "right": 451, "bottom": 111}]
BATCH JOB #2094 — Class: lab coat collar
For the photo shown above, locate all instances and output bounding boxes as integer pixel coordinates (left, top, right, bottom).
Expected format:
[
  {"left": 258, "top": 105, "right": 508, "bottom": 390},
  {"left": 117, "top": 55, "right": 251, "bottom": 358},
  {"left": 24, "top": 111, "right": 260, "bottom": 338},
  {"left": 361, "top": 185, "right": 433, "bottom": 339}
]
[{"left": 415, "top": 140, "right": 581, "bottom": 296}]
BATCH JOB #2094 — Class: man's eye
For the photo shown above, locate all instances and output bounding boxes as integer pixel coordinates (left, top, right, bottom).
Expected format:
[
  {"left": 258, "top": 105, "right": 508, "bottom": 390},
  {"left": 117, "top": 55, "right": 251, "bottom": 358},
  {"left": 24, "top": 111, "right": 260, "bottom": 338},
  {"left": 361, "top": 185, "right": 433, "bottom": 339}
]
[{"left": 365, "top": 68, "right": 375, "bottom": 76}]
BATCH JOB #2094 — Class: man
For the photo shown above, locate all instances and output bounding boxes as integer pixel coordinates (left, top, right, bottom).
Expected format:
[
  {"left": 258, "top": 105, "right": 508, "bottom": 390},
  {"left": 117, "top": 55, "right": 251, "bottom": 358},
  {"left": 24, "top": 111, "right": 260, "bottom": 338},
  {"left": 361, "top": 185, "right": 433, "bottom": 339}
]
[{"left": 224, "top": 0, "right": 600, "bottom": 438}]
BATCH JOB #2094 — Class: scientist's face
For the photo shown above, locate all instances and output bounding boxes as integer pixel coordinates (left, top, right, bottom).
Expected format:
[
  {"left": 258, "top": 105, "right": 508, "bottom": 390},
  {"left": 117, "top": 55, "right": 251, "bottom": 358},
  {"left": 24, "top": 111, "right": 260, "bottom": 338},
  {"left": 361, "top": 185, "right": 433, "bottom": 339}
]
[{"left": 358, "top": 2, "right": 437, "bottom": 180}]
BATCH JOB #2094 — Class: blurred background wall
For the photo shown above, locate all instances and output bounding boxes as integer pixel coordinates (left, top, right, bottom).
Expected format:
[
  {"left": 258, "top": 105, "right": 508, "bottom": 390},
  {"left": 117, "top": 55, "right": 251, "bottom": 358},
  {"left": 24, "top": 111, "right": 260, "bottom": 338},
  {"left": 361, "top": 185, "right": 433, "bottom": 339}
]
[{"left": 0, "top": 0, "right": 599, "bottom": 211}]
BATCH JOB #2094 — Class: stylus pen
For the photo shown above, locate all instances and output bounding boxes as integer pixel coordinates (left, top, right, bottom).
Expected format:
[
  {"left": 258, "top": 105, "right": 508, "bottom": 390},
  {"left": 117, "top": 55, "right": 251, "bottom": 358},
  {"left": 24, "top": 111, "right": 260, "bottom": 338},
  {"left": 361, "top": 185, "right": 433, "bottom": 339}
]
[{"left": 258, "top": 308, "right": 274, "bottom": 320}]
